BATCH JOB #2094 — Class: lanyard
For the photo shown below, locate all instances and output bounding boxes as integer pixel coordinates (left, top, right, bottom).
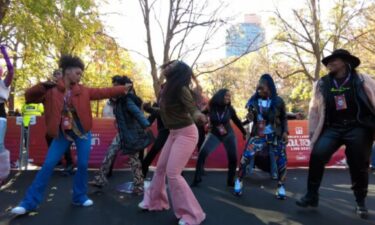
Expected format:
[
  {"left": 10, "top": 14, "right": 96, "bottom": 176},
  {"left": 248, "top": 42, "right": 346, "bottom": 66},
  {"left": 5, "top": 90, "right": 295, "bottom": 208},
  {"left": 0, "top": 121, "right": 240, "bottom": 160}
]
[
  {"left": 258, "top": 98, "right": 271, "bottom": 115},
  {"left": 63, "top": 90, "right": 72, "bottom": 111},
  {"left": 216, "top": 106, "right": 228, "bottom": 122},
  {"left": 333, "top": 73, "right": 351, "bottom": 89}
]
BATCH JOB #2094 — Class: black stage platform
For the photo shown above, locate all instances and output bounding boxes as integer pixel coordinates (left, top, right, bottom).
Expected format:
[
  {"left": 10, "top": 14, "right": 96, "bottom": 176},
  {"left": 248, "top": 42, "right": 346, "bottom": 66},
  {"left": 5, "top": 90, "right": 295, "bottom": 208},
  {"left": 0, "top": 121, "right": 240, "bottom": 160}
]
[{"left": 0, "top": 169, "right": 374, "bottom": 225}]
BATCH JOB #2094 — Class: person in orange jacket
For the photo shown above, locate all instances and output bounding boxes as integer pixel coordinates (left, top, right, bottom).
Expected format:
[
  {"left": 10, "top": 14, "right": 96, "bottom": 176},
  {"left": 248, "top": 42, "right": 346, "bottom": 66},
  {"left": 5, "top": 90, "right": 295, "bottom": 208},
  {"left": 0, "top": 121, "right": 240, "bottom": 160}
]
[{"left": 11, "top": 55, "right": 132, "bottom": 215}]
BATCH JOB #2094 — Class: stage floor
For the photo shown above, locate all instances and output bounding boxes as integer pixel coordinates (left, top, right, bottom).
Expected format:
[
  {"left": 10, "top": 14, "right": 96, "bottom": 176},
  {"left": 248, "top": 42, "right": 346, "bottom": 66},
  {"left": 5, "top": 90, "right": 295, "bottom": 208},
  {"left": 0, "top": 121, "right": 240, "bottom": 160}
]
[{"left": 0, "top": 169, "right": 374, "bottom": 225}]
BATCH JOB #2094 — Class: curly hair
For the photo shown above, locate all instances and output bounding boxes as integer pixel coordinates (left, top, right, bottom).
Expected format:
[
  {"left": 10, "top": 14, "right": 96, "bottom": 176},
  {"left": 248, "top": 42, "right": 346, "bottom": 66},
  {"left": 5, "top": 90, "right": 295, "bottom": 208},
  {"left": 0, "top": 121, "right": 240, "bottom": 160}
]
[{"left": 59, "top": 55, "right": 85, "bottom": 74}]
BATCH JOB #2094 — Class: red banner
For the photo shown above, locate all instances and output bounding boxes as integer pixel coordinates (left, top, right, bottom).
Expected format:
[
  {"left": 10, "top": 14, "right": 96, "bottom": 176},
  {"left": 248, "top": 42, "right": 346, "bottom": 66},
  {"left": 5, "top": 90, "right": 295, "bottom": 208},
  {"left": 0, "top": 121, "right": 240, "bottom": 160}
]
[{"left": 5, "top": 117, "right": 346, "bottom": 169}]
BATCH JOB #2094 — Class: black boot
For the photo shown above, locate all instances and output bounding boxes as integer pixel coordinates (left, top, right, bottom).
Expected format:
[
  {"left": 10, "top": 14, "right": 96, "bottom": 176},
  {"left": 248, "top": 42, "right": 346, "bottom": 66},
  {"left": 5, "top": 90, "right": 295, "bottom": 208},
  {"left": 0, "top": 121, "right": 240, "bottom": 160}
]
[
  {"left": 355, "top": 201, "right": 369, "bottom": 219},
  {"left": 107, "top": 160, "right": 115, "bottom": 178},
  {"left": 227, "top": 177, "right": 235, "bottom": 187},
  {"left": 296, "top": 192, "right": 319, "bottom": 208},
  {"left": 191, "top": 175, "right": 202, "bottom": 187}
]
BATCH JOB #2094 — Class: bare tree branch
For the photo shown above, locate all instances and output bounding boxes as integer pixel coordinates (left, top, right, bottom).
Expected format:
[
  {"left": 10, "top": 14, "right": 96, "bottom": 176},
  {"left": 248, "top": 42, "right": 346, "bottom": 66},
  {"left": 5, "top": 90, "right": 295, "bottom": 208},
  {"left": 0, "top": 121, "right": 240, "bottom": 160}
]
[
  {"left": 195, "top": 36, "right": 268, "bottom": 77},
  {"left": 275, "top": 69, "right": 305, "bottom": 79}
]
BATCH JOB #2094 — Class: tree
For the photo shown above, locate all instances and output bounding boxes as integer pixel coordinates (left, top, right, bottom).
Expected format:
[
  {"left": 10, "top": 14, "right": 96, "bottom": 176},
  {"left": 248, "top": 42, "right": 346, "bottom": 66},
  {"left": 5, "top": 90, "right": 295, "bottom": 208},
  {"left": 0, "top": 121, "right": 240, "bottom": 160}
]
[
  {"left": 271, "top": 0, "right": 367, "bottom": 82},
  {"left": 137, "top": 0, "right": 264, "bottom": 96},
  {"left": 267, "top": 0, "right": 375, "bottom": 113},
  {"left": 351, "top": 3, "right": 375, "bottom": 74},
  {"left": 0, "top": 0, "right": 10, "bottom": 24},
  {"left": 0, "top": 0, "right": 140, "bottom": 115},
  {"left": 200, "top": 50, "right": 272, "bottom": 118},
  {"left": 137, "top": 0, "right": 225, "bottom": 95}
]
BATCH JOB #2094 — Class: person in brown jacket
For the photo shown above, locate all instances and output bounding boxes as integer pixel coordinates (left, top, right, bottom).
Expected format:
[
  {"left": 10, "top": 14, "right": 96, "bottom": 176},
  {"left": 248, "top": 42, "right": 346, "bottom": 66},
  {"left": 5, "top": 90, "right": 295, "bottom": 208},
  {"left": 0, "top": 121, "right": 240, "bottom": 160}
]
[
  {"left": 296, "top": 49, "right": 375, "bottom": 219},
  {"left": 11, "top": 55, "right": 131, "bottom": 215}
]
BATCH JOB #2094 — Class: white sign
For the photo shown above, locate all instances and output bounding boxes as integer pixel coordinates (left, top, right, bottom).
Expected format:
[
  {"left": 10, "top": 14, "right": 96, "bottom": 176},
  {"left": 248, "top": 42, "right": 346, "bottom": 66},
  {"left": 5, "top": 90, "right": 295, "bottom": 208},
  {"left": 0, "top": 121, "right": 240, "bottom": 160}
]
[
  {"left": 295, "top": 127, "right": 303, "bottom": 135},
  {"left": 29, "top": 116, "right": 36, "bottom": 125},
  {"left": 16, "top": 116, "right": 23, "bottom": 125}
]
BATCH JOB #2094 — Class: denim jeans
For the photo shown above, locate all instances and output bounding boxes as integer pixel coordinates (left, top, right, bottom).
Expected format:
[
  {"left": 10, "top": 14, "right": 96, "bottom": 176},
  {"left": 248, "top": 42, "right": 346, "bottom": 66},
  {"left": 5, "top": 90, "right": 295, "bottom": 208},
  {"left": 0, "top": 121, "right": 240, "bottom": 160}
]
[
  {"left": 20, "top": 130, "right": 92, "bottom": 210},
  {"left": 371, "top": 144, "right": 375, "bottom": 168}
]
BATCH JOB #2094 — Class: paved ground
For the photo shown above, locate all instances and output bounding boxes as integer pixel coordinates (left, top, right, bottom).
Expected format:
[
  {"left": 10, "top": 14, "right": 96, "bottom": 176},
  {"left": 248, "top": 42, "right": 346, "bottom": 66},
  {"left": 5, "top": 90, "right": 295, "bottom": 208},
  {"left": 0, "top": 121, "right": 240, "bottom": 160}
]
[{"left": 0, "top": 169, "right": 374, "bottom": 225}]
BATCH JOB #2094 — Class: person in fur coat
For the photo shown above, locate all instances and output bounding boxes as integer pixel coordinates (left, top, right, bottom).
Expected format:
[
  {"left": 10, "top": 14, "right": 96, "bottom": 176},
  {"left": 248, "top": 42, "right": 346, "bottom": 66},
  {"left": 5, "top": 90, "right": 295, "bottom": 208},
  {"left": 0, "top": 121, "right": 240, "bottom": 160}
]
[{"left": 296, "top": 49, "right": 375, "bottom": 219}]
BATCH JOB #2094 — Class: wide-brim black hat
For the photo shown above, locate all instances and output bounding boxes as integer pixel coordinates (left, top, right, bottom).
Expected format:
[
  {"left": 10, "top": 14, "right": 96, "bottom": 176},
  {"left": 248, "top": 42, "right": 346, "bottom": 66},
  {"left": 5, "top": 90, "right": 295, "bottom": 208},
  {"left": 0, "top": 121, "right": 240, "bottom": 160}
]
[{"left": 322, "top": 49, "right": 360, "bottom": 68}]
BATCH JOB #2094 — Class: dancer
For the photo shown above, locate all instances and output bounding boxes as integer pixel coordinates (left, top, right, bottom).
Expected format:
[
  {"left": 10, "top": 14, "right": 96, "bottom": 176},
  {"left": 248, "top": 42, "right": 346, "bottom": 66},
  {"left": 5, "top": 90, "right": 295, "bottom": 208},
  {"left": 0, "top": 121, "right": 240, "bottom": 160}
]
[
  {"left": 296, "top": 49, "right": 375, "bottom": 219},
  {"left": 142, "top": 100, "right": 169, "bottom": 178},
  {"left": 45, "top": 69, "right": 74, "bottom": 176},
  {"left": 88, "top": 76, "right": 127, "bottom": 188},
  {"left": 233, "top": 74, "right": 288, "bottom": 200},
  {"left": 11, "top": 55, "right": 132, "bottom": 215},
  {"left": 138, "top": 60, "right": 207, "bottom": 225},
  {"left": 192, "top": 88, "right": 246, "bottom": 187},
  {"left": 91, "top": 76, "right": 151, "bottom": 195},
  {"left": 0, "top": 45, "right": 14, "bottom": 184}
]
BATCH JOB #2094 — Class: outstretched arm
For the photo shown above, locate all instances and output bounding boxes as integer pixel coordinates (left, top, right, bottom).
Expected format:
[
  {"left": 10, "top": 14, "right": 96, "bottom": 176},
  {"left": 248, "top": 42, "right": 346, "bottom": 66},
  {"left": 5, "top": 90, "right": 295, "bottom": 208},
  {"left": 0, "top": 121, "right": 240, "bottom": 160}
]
[
  {"left": 0, "top": 45, "right": 14, "bottom": 87},
  {"left": 230, "top": 106, "right": 247, "bottom": 136},
  {"left": 88, "top": 85, "right": 128, "bottom": 100}
]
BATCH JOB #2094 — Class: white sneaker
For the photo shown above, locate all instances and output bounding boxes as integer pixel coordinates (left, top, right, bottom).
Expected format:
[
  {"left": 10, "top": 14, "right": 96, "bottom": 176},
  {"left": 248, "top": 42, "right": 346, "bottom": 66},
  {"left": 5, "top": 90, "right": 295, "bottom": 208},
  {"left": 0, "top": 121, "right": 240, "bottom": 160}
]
[
  {"left": 11, "top": 206, "right": 27, "bottom": 215},
  {"left": 144, "top": 180, "right": 151, "bottom": 190},
  {"left": 276, "top": 185, "right": 286, "bottom": 200},
  {"left": 233, "top": 178, "right": 243, "bottom": 196},
  {"left": 178, "top": 219, "right": 187, "bottom": 225},
  {"left": 82, "top": 199, "right": 93, "bottom": 207},
  {"left": 138, "top": 201, "right": 147, "bottom": 210}
]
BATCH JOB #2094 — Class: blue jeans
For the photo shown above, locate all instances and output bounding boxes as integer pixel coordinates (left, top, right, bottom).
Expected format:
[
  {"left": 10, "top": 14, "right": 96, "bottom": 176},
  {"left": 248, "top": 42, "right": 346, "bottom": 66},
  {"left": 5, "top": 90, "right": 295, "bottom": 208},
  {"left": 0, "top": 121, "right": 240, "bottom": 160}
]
[
  {"left": 372, "top": 144, "right": 375, "bottom": 167},
  {"left": 20, "top": 131, "right": 92, "bottom": 210}
]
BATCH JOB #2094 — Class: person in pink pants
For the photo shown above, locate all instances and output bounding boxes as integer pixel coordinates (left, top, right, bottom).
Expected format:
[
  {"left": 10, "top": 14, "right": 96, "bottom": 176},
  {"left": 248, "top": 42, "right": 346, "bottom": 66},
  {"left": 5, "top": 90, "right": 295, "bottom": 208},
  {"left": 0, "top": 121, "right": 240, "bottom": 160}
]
[{"left": 138, "top": 60, "right": 207, "bottom": 225}]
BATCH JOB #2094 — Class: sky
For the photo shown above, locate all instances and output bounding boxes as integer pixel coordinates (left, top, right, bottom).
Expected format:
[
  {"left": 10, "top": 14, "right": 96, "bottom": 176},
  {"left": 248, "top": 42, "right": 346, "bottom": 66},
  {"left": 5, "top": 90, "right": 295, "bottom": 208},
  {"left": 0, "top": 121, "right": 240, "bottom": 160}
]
[{"left": 98, "top": 0, "right": 329, "bottom": 66}]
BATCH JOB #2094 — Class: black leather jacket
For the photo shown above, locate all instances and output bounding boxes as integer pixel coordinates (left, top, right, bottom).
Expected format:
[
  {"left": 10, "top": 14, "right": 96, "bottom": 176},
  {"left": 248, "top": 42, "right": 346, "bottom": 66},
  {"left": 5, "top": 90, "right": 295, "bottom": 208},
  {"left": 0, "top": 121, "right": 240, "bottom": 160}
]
[{"left": 319, "top": 73, "right": 375, "bottom": 129}]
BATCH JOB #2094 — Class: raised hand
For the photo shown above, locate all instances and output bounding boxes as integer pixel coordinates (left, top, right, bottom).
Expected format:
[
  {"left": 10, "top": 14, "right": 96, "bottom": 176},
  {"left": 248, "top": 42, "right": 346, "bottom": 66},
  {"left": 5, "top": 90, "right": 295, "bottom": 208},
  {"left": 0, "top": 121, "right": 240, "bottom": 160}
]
[{"left": 124, "top": 83, "right": 133, "bottom": 94}]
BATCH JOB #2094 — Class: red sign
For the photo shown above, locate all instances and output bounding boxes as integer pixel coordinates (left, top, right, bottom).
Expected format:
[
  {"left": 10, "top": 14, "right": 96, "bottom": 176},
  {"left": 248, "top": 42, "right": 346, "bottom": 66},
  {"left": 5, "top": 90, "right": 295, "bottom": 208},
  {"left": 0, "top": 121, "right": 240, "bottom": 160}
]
[
  {"left": 285, "top": 120, "right": 346, "bottom": 167},
  {"left": 5, "top": 117, "right": 346, "bottom": 169}
]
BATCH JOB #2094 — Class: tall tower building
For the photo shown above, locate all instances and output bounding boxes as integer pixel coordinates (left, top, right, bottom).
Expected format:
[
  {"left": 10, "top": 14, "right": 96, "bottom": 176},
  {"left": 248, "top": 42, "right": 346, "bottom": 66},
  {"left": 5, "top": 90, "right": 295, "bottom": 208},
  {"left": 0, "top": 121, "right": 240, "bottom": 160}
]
[{"left": 226, "top": 14, "right": 265, "bottom": 57}]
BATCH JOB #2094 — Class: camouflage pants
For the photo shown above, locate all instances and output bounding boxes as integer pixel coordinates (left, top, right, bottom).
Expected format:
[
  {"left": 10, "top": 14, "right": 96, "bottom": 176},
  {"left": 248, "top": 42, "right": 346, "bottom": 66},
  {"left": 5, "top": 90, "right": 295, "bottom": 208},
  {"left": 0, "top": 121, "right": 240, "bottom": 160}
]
[
  {"left": 92, "top": 134, "right": 144, "bottom": 190},
  {"left": 128, "top": 152, "right": 144, "bottom": 192}
]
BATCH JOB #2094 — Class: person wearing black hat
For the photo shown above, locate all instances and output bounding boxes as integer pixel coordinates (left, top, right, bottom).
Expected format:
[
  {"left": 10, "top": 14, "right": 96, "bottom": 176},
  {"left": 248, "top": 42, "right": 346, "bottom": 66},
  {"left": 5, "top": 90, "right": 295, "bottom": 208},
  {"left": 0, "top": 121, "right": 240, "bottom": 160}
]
[{"left": 296, "top": 49, "right": 375, "bottom": 219}]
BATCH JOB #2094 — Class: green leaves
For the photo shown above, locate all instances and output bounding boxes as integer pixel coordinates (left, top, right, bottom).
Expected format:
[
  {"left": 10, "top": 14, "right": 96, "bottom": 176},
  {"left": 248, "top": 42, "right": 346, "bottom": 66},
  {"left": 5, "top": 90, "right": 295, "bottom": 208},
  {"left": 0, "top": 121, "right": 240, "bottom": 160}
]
[{"left": 0, "top": 0, "right": 140, "bottom": 114}]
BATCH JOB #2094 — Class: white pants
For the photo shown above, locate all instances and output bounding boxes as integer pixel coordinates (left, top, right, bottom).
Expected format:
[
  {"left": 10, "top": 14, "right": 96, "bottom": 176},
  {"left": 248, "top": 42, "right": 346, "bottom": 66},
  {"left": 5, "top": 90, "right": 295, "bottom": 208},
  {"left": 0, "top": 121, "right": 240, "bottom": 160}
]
[
  {"left": 0, "top": 118, "right": 6, "bottom": 152},
  {"left": 0, "top": 150, "right": 10, "bottom": 182},
  {"left": 0, "top": 118, "right": 10, "bottom": 182}
]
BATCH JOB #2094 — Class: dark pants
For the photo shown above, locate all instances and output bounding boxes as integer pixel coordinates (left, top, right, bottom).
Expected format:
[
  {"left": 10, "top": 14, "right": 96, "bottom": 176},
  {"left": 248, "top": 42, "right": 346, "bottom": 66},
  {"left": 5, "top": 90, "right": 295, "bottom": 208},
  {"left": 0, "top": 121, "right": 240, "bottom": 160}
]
[
  {"left": 197, "top": 124, "right": 206, "bottom": 151},
  {"left": 142, "top": 129, "right": 169, "bottom": 177},
  {"left": 46, "top": 134, "right": 73, "bottom": 166},
  {"left": 194, "top": 132, "right": 237, "bottom": 186},
  {"left": 307, "top": 125, "right": 373, "bottom": 203},
  {"left": 371, "top": 144, "right": 375, "bottom": 168}
]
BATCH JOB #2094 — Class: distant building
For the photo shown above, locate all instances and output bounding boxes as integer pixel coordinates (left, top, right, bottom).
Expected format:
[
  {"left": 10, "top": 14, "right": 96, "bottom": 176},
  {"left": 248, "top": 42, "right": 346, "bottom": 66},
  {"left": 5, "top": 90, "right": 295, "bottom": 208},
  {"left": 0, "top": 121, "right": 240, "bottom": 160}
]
[{"left": 226, "top": 14, "right": 265, "bottom": 57}]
